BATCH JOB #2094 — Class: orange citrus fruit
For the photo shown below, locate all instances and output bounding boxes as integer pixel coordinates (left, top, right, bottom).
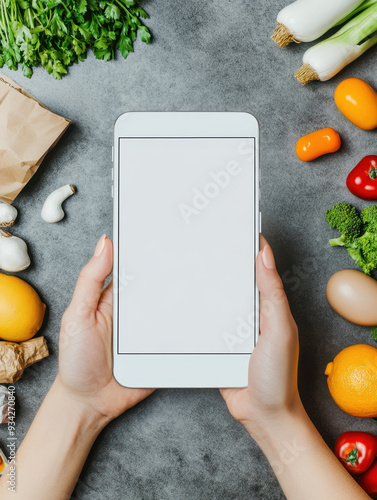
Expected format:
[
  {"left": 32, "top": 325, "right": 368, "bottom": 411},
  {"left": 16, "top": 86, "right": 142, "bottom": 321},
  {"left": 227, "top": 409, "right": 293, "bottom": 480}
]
[
  {"left": 325, "top": 344, "right": 377, "bottom": 418},
  {"left": 0, "top": 273, "right": 46, "bottom": 342}
]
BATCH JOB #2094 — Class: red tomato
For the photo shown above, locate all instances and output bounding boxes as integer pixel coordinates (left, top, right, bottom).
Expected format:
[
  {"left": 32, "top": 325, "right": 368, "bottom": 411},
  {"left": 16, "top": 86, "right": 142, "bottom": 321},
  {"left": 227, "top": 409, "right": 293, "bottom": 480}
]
[
  {"left": 359, "top": 459, "right": 377, "bottom": 498},
  {"left": 347, "top": 156, "right": 377, "bottom": 200},
  {"left": 334, "top": 432, "right": 377, "bottom": 476}
]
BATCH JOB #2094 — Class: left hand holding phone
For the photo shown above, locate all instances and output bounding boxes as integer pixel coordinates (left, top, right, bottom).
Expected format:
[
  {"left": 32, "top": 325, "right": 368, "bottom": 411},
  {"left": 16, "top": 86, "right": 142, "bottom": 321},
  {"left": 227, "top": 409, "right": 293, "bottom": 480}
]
[{"left": 57, "top": 233, "right": 155, "bottom": 424}]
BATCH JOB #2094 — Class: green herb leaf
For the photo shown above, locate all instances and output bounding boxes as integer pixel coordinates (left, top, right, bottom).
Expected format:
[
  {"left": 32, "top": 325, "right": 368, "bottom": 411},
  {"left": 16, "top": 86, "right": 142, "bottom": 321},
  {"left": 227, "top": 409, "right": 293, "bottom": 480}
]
[
  {"left": 104, "top": 4, "right": 121, "bottom": 21},
  {"left": 139, "top": 25, "right": 151, "bottom": 43},
  {"left": 0, "top": 0, "right": 151, "bottom": 78},
  {"left": 76, "top": 0, "right": 88, "bottom": 14},
  {"left": 22, "top": 63, "right": 33, "bottom": 78}
]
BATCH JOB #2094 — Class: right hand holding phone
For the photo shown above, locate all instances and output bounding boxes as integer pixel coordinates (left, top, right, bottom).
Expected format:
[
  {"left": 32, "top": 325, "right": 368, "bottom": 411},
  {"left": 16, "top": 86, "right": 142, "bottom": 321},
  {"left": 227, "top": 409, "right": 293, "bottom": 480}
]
[{"left": 220, "top": 235, "right": 301, "bottom": 442}]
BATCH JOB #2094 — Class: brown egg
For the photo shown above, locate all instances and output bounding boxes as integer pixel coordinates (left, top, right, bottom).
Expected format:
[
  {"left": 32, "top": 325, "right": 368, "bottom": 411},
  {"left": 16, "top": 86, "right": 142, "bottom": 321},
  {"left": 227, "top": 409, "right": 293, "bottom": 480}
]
[{"left": 326, "top": 270, "right": 377, "bottom": 326}]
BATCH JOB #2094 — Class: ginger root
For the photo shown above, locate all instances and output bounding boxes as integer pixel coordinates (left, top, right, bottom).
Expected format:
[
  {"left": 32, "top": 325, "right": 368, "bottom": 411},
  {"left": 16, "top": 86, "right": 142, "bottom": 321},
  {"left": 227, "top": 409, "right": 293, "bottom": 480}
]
[{"left": 0, "top": 337, "right": 49, "bottom": 383}]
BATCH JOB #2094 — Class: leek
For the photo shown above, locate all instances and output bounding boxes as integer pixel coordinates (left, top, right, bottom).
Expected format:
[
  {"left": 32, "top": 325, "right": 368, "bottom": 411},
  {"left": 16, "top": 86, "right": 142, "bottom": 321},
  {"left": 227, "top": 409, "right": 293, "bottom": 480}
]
[
  {"left": 335, "top": 0, "right": 377, "bottom": 26},
  {"left": 271, "top": 0, "right": 364, "bottom": 48},
  {"left": 295, "top": 3, "right": 377, "bottom": 84}
]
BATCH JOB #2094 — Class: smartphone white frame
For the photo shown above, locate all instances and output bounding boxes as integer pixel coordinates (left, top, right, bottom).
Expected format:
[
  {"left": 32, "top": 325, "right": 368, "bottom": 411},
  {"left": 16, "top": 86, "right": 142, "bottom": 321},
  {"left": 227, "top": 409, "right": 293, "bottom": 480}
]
[{"left": 113, "top": 112, "right": 260, "bottom": 388}]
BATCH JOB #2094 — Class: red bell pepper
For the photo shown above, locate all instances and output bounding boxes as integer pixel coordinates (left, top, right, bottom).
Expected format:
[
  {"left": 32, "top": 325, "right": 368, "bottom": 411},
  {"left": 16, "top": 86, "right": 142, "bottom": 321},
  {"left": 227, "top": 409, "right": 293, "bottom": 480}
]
[
  {"left": 347, "top": 155, "right": 377, "bottom": 200},
  {"left": 334, "top": 431, "right": 377, "bottom": 476}
]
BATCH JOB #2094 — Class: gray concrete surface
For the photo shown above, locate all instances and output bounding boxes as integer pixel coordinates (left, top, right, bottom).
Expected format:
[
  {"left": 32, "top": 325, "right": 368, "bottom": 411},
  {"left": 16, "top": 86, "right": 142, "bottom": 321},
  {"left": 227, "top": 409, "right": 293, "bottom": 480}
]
[{"left": 1, "top": 0, "right": 377, "bottom": 498}]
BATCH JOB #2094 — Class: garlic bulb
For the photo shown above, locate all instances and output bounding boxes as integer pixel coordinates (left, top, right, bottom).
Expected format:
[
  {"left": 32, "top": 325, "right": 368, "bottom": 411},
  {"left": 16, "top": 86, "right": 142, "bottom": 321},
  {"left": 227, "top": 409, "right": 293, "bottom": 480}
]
[
  {"left": 41, "top": 184, "right": 76, "bottom": 223},
  {"left": 0, "top": 203, "right": 17, "bottom": 227},
  {"left": 0, "top": 230, "right": 31, "bottom": 272}
]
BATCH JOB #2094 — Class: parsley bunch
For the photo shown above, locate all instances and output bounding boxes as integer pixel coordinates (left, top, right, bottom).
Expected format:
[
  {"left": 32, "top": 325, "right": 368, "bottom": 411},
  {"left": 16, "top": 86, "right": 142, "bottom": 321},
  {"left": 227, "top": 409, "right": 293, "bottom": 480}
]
[{"left": 0, "top": 0, "right": 151, "bottom": 79}]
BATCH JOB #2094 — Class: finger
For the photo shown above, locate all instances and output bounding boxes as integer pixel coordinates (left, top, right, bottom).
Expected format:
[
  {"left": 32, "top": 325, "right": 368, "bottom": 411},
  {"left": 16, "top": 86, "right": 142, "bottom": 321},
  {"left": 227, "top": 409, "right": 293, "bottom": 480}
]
[
  {"left": 259, "top": 234, "right": 268, "bottom": 252},
  {"left": 98, "top": 280, "right": 113, "bottom": 319},
  {"left": 99, "top": 280, "right": 113, "bottom": 309},
  {"left": 70, "top": 235, "right": 113, "bottom": 315},
  {"left": 256, "top": 236, "right": 296, "bottom": 334}
]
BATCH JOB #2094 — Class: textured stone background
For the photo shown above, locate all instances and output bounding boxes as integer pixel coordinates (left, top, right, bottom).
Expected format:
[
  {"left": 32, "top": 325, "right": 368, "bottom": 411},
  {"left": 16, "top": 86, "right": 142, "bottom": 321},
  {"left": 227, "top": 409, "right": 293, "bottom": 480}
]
[{"left": 1, "top": 0, "right": 377, "bottom": 498}]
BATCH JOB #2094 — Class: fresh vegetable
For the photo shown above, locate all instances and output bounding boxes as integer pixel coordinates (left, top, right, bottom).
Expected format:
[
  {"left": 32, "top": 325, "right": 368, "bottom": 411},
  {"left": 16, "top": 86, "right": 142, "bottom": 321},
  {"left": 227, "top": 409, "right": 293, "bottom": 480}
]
[
  {"left": 0, "top": 385, "right": 8, "bottom": 424},
  {"left": 0, "top": 337, "right": 49, "bottom": 383},
  {"left": 41, "top": 184, "right": 76, "bottom": 223},
  {"left": 335, "top": 79, "right": 377, "bottom": 130},
  {"left": 359, "top": 459, "right": 377, "bottom": 498},
  {"left": 335, "top": 0, "right": 377, "bottom": 25},
  {"left": 0, "top": 273, "right": 46, "bottom": 342},
  {"left": 325, "top": 344, "right": 377, "bottom": 418},
  {"left": 327, "top": 269, "right": 377, "bottom": 326},
  {"left": 325, "top": 202, "right": 377, "bottom": 275},
  {"left": 295, "top": 3, "right": 377, "bottom": 84},
  {"left": 372, "top": 327, "right": 377, "bottom": 342},
  {"left": 334, "top": 432, "right": 377, "bottom": 475},
  {"left": 0, "top": 202, "right": 17, "bottom": 227},
  {"left": 0, "top": 0, "right": 151, "bottom": 79},
  {"left": 0, "top": 448, "right": 7, "bottom": 476},
  {"left": 271, "top": 0, "right": 364, "bottom": 47},
  {"left": 0, "top": 229, "right": 30, "bottom": 272},
  {"left": 295, "top": 128, "right": 341, "bottom": 161},
  {"left": 347, "top": 156, "right": 377, "bottom": 200}
]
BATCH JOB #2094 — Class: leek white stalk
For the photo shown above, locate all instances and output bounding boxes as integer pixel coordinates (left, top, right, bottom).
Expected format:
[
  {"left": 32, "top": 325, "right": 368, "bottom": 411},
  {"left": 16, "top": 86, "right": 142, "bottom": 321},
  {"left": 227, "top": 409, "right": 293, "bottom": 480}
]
[
  {"left": 272, "top": 0, "right": 364, "bottom": 47},
  {"left": 295, "top": 4, "right": 377, "bottom": 84}
]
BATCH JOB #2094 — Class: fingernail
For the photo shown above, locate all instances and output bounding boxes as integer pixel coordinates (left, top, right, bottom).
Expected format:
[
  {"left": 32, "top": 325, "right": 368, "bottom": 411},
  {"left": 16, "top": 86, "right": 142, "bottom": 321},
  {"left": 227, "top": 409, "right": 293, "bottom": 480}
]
[
  {"left": 94, "top": 234, "right": 107, "bottom": 257},
  {"left": 262, "top": 245, "right": 276, "bottom": 270}
]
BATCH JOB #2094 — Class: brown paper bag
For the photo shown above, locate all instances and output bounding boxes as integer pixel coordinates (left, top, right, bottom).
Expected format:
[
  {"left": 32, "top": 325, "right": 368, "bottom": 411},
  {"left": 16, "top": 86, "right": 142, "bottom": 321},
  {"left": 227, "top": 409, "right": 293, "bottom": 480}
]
[{"left": 0, "top": 74, "right": 70, "bottom": 204}]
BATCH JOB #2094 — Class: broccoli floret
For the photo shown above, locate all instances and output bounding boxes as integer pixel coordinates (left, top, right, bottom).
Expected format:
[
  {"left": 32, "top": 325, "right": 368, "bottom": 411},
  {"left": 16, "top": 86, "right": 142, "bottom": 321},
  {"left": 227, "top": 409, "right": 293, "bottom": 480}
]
[
  {"left": 353, "top": 206, "right": 377, "bottom": 274},
  {"left": 371, "top": 327, "right": 377, "bottom": 343},
  {"left": 325, "top": 203, "right": 363, "bottom": 246},
  {"left": 361, "top": 206, "right": 377, "bottom": 232},
  {"left": 347, "top": 246, "right": 369, "bottom": 273},
  {"left": 325, "top": 203, "right": 377, "bottom": 275},
  {"left": 355, "top": 232, "right": 377, "bottom": 274}
]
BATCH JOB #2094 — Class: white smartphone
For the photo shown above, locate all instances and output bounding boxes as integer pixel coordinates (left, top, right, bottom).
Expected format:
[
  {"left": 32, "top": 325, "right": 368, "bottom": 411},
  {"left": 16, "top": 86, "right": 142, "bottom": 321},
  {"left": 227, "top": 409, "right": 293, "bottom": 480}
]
[{"left": 113, "top": 112, "right": 260, "bottom": 388}]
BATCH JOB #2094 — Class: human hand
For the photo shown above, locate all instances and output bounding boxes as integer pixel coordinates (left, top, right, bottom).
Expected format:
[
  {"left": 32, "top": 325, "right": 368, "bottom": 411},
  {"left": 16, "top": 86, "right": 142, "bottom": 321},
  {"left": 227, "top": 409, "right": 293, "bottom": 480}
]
[
  {"left": 220, "top": 235, "right": 301, "bottom": 441},
  {"left": 57, "top": 235, "right": 154, "bottom": 425}
]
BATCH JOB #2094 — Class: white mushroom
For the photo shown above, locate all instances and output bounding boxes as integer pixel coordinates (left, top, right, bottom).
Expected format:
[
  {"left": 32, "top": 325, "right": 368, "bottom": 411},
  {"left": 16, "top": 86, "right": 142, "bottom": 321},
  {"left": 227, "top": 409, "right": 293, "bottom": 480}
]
[
  {"left": 0, "top": 203, "right": 17, "bottom": 227},
  {"left": 0, "top": 230, "right": 31, "bottom": 272},
  {"left": 41, "top": 184, "right": 76, "bottom": 223}
]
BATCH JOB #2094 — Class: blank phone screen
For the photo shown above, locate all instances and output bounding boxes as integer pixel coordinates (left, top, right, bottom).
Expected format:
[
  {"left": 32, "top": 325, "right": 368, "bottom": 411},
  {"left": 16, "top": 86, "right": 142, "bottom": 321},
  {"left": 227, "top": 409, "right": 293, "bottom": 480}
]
[{"left": 117, "top": 137, "right": 256, "bottom": 354}]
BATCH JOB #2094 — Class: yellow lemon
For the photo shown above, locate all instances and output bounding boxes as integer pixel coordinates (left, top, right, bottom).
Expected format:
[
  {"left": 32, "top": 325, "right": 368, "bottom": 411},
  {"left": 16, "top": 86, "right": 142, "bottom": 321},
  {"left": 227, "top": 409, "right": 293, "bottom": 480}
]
[
  {"left": 0, "top": 273, "right": 46, "bottom": 342},
  {"left": 325, "top": 344, "right": 377, "bottom": 418}
]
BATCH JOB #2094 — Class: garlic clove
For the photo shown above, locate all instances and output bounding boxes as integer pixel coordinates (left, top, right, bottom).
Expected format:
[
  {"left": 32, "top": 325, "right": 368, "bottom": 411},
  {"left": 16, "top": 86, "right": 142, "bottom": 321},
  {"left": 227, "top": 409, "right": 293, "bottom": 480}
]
[
  {"left": 0, "top": 203, "right": 18, "bottom": 228},
  {"left": 0, "top": 230, "right": 31, "bottom": 272},
  {"left": 41, "top": 184, "right": 76, "bottom": 224}
]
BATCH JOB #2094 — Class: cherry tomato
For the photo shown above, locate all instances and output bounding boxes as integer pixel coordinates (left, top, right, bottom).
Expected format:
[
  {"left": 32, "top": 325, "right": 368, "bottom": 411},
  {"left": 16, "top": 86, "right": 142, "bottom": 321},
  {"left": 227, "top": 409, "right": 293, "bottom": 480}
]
[
  {"left": 296, "top": 128, "right": 341, "bottom": 162},
  {"left": 359, "top": 459, "right": 377, "bottom": 498},
  {"left": 347, "top": 155, "right": 377, "bottom": 200},
  {"left": 335, "top": 78, "right": 377, "bottom": 131},
  {"left": 334, "top": 432, "right": 377, "bottom": 476}
]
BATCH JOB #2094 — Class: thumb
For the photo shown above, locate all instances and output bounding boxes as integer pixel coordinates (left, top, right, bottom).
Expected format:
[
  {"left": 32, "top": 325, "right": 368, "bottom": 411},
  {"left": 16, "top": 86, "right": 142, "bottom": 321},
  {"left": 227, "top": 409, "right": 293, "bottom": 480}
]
[
  {"left": 70, "top": 235, "right": 113, "bottom": 315},
  {"left": 256, "top": 236, "right": 296, "bottom": 335}
]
